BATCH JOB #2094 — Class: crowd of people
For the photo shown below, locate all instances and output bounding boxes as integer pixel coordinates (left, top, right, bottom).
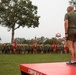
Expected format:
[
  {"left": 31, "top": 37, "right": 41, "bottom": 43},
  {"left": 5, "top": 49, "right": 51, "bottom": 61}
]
[{"left": 0, "top": 43, "right": 69, "bottom": 54}]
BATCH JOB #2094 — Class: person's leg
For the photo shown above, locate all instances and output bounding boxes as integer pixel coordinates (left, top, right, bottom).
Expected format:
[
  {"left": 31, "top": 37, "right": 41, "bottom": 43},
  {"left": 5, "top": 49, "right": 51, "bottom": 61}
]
[
  {"left": 74, "top": 42, "right": 76, "bottom": 61},
  {"left": 68, "top": 40, "right": 75, "bottom": 62}
]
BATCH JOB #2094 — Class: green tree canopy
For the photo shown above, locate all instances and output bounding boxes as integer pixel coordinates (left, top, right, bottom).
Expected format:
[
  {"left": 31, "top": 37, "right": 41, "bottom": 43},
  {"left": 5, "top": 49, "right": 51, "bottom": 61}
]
[{"left": 0, "top": 0, "right": 40, "bottom": 43}]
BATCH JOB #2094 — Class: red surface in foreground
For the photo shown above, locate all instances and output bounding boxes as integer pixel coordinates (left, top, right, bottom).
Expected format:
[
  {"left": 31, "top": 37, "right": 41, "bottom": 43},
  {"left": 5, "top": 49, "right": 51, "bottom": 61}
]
[{"left": 20, "top": 62, "right": 76, "bottom": 75}]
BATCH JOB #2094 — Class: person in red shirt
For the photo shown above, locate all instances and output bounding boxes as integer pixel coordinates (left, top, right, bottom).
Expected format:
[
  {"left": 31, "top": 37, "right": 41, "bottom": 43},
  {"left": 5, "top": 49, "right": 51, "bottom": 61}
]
[
  {"left": 13, "top": 39, "right": 17, "bottom": 53},
  {"left": 52, "top": 41, "right": 56, "bottom": 52},
  {"left": 64, "top": 41, "right": 67, "bottom": 53}
]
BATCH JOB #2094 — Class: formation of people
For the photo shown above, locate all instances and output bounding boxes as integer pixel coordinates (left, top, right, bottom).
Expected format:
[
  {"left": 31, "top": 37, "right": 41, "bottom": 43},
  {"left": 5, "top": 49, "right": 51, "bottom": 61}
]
[{"left": 0, "top": 43, "right": 68, "bottom": 54}]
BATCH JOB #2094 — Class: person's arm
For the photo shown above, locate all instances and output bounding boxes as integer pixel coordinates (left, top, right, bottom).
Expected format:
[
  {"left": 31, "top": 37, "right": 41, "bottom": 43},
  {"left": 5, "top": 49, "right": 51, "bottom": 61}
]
[{"left": 64, "top": 20, "right": 68, "bottom": 34}]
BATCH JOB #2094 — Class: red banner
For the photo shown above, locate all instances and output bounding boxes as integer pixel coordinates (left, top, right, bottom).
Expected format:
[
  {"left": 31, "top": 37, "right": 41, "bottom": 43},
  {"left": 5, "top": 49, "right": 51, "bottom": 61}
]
[
  {"left": 13, "top": 39, "right": 17, "bottom": 53},
  {"left": 52, "top": 41, "right": 56, "bottom": 52}
]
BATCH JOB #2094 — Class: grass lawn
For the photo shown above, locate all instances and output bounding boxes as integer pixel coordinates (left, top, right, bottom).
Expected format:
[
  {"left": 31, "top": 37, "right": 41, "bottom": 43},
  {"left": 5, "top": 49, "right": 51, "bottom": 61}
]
[{"left": 0, "top": 54, "right": 70, "bottom": 75}]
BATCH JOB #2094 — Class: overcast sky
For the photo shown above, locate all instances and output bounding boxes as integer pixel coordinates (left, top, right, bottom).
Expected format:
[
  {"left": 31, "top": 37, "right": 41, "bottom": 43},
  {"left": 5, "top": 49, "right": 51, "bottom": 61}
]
[{"left": 0, "top": 0, "right": 70, "bottom": 43}]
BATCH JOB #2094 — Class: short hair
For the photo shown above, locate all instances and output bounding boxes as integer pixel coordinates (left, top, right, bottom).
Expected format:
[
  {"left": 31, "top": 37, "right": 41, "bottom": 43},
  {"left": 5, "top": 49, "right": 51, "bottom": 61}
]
[{"left": 67, "top": 6, "right": 74, "bottom": 12}]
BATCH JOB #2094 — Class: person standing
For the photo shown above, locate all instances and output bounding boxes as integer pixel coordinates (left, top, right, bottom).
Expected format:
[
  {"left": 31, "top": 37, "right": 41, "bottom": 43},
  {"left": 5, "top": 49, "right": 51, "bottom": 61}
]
[
  {"left": 13, "top": 39, "right": 17, "bottom": 53},
  {"left": 33, "top": 37, "right": 37, "bottom": 54},
  {"left": 64, "top": 6, "right": 76, "bottom": 64}
]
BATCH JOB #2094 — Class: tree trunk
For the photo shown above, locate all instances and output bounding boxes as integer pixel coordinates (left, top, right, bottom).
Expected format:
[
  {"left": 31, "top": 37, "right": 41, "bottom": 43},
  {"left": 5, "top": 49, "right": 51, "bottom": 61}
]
[{"left": 11, "top": 27, "right": 15, "bottom": 43}]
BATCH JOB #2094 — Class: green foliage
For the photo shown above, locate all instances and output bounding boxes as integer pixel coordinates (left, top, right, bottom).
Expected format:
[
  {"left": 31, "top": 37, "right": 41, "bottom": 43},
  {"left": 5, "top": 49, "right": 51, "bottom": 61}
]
[
  {"left": 44, "top": 39, "right": 52, "bottom": 44},
  {"left": 0, "top": 0, "right": 40, "bottom": 28},
  {"left": 0, "top": 0, "right": 40, "bottom": 43}
]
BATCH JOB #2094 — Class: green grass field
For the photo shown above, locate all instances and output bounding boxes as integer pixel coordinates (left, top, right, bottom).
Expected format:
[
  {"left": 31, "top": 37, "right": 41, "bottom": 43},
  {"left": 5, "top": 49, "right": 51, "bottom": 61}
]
[{"left": 0, "top": 54, "right": 70, "bottom": 75}]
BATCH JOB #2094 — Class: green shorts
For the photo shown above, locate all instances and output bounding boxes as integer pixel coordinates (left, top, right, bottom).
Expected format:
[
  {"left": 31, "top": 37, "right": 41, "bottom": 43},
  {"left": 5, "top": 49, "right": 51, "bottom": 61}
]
[{"left": 67, "top": 28, "right": 76, "bottom": 42}]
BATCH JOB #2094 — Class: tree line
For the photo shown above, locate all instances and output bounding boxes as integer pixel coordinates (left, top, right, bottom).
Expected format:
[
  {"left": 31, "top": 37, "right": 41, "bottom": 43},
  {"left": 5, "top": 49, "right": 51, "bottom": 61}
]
[{"left": 0, "top": 37, "right": 68, "bottom": 54}]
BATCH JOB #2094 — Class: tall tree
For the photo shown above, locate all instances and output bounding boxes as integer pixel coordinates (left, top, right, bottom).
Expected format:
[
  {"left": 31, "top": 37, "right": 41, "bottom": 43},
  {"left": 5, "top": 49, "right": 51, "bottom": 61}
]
[
  {"left": 0, "top": 0, "right": 40, "bottom": 43},
  {"left": 69, "top": 0, "right": 76, "bottom": 10}
]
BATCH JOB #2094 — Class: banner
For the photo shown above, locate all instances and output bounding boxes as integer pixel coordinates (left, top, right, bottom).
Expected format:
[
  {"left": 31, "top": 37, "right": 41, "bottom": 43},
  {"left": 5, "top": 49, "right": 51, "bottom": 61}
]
[
  {"left": 13, "top": 39, "right": 17, "bottom": 53},
  {"left": 52, "top": 41, "right": 56, "bottom": 52}
]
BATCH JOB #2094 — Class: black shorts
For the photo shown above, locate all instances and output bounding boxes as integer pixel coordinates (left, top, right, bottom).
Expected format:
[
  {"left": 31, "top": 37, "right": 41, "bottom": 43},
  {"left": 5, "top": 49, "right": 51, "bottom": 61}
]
[{"left": 67, "top": 29, "right": 76, "bottom": 42}]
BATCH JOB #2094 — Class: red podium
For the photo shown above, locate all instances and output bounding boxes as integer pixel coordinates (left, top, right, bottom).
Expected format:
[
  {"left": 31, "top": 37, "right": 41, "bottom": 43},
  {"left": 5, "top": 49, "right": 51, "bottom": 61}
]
[{"left": 20, "top": 62, "right": 76, "bottom": 75}]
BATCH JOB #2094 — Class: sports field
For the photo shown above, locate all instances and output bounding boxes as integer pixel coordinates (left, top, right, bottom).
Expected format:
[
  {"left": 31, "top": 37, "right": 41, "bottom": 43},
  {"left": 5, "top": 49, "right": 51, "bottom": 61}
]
[{"left": 0, "top": 54, "right": 70, "bottom": 75}]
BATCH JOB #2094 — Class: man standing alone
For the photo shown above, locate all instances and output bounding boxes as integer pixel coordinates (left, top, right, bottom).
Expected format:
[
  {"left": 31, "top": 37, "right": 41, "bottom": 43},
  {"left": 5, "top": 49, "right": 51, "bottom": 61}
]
[{"left": 64, "top": 6, "right": 76, "bottom": 64}]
